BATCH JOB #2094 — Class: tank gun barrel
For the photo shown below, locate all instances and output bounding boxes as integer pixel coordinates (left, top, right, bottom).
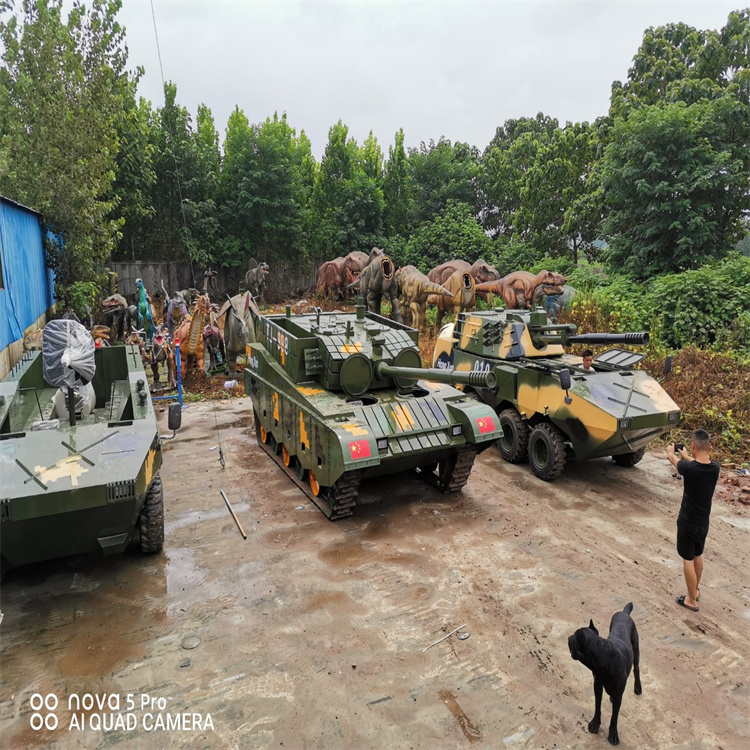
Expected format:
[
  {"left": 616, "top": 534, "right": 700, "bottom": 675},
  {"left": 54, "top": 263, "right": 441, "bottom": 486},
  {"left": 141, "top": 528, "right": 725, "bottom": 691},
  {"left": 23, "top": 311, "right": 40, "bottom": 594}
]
[
  {"left": 374, "top": 362, "right": 496, "bottom": 390},
  {"left": 568, "top": 332, "right": 650, "bottom": 345}
]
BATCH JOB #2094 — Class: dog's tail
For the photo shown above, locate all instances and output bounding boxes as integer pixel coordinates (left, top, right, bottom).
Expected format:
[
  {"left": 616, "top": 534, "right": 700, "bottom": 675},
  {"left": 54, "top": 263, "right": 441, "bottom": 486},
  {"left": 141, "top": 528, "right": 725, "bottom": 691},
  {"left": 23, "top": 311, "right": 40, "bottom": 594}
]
[{"left": 624, "top": 602, "right": 634, "bottom": 614}]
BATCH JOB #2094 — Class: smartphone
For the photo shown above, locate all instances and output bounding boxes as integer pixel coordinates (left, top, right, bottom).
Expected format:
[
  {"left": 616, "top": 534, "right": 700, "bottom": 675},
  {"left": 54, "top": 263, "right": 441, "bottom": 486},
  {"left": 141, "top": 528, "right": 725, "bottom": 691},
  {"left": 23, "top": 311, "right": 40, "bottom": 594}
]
[{"left": 674, "top": 443, "right": 684, "bottom": 452}]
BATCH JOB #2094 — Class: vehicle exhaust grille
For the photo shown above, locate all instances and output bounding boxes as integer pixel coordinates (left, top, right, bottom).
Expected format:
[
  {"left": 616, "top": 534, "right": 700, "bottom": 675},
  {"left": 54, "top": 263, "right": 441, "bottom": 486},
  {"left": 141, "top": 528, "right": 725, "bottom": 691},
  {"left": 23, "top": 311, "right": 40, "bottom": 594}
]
[{"left": 107, "top": 480, "right": 136, "bottom": 504}]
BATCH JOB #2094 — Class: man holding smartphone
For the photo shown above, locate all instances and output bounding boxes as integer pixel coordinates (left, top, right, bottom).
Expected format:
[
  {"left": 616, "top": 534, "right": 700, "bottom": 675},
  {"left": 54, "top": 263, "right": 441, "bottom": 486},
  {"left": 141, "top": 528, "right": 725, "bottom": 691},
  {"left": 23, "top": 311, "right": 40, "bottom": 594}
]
[{"left": 666, "top": 430, "right": 721, "bottom": 612}]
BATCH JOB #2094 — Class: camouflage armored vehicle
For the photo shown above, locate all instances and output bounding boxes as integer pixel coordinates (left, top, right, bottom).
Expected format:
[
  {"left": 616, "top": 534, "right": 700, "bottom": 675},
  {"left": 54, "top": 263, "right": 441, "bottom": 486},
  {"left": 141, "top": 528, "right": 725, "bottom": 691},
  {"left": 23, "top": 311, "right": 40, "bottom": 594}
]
[
  {"left": 244, "top": 302, "right": 502, "bottom": 519},
  {"left": 432, "top": 308, "right": 680, "bottom": 480},
  {"left": 0, "top": 320, "right": 180, "bottom": 573}
]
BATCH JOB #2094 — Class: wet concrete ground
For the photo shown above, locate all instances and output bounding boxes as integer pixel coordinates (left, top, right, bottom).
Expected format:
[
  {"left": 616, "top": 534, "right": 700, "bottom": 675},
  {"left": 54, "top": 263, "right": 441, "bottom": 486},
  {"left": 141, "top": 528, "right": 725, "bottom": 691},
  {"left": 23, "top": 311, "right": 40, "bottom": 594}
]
[{"left": 1, "top": 397, "right": 749, "bottom": 749}]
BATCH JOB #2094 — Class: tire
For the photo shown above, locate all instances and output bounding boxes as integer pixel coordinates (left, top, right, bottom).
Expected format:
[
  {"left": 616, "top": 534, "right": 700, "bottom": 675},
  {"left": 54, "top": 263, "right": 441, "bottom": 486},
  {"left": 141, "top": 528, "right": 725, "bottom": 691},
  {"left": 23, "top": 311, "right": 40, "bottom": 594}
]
[
  {"left": 612, "top": 447, "right": 646, "bottom": 467},
  {"left": 528, "top": 423, "right": 567, "bottom": 481},
  {"left": 497, "top": 408, "right": 530, "bottom": 463},
  {"left": 140, "top": 473, "right": 164, "bottom": 553}
]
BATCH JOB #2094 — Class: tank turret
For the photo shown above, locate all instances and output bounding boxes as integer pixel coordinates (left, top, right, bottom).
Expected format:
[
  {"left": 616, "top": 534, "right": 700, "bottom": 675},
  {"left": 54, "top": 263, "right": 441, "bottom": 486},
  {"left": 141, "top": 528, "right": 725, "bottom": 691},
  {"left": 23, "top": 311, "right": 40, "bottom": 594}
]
[
  {"left": 244, "top": 303, "right": 503, "bottom": 520},
  {"left": 432, "top": 307, "right": 680, "bottom": 482}
]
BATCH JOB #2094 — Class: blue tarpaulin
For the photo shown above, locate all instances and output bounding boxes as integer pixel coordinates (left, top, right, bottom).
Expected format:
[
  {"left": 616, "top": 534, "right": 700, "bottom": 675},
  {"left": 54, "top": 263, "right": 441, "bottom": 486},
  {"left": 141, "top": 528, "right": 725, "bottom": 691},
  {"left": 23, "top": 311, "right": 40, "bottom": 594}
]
[{"left": 0, "top": 197, "right": 56, "bottom": 351}]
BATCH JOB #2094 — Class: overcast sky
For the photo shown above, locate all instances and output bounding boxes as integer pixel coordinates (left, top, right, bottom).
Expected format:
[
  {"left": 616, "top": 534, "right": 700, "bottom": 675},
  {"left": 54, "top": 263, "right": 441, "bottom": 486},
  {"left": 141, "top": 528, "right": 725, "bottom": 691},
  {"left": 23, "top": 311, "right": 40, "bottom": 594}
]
[{"left": 116, "top": 1, "right": 746, "bottom": 157}]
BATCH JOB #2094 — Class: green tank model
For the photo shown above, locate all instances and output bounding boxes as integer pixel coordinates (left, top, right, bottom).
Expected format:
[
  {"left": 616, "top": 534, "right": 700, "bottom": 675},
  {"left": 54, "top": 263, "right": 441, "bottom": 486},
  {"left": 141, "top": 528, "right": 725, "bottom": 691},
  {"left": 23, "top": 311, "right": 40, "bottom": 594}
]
[
  {"left": 0, "top": 320, "right": 181, "bottom": 574},
  {"left": 243, "top": 301, "right": 502, "bottom": 519},
  {"left": 432, "top": 307, "right": 680, "bottom": 480}
]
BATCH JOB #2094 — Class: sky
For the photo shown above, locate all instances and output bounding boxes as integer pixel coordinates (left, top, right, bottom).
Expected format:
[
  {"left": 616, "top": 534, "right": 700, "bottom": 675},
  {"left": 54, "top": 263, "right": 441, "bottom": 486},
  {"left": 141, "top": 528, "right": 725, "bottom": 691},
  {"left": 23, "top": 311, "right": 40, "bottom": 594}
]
[{"left": 115, "top": 1, "right": 747, "bottom": 157}]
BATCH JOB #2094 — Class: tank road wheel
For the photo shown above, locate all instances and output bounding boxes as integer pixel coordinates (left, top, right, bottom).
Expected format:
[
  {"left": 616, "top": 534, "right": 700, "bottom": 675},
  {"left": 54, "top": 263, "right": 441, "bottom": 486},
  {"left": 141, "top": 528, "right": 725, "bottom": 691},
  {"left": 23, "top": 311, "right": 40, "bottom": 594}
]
[
  {"left": 259, "top": 424, "right": 268, "bottom": 444},
  {"left": 612, "top": 447, "right": 647, "bottom": 467},
  {"left": 436, "top": 446, "right": 477, "bottom": 493},
  {"left": 281, "top": 443, "right": 292, "bottom": 467},
  {"left": 497, "top": 408, "right": 530, "bottom": 463},
  {"left": 309, "top": 470, "right": 321, "bottom": 497},
  {"left": 140, "top": 473, "right": 164, "bottom": 553},
  {"left": 528, "top": 423, "right": 567, "bottom": 481}
]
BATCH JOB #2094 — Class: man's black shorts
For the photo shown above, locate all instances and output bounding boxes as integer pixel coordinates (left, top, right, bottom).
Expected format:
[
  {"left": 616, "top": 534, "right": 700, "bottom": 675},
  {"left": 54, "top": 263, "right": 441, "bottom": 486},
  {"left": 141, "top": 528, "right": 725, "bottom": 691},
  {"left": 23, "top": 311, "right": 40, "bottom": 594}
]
[{"left": 677, "top": 519, "right": 708, "bottom": 560}]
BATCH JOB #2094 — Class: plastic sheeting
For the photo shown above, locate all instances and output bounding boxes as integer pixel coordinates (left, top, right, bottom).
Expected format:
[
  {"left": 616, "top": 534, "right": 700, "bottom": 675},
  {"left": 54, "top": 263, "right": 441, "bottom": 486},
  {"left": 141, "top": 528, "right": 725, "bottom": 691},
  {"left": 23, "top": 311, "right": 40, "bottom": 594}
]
[
  {"left": 42, "top": 319, "right": 96, "bottom": 387},
  {"left": 0, "top": 197, "right": 56, "bottom": 351}
]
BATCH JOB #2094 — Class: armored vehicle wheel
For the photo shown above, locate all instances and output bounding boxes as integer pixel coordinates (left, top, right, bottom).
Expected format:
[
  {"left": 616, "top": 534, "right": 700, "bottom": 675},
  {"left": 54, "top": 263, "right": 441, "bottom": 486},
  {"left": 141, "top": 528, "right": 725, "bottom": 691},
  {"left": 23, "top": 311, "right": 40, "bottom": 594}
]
[
  {"left": 612, "top": 447, "right": 646, "bottom": 467},
  {"left": 310, "top": 470, "right": 360, "bottom": 520},
  {"left": 140, "top": 473, "right": 164, "bottom": 553},
  {"left": 281, "top": 443, "right": 292, "bottom": 467},
  {"left": 528, "top": 423, "right": 566, "bottom": 481},
  {"left": 498, "top": 408, "right": 530, "bottom": 463}
]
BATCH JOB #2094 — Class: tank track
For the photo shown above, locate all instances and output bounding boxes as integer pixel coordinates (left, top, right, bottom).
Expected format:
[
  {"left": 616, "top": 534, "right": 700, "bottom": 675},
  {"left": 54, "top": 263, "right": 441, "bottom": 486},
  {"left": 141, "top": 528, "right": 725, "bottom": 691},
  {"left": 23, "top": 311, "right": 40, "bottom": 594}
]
[
  {"left": 254, "top": 412, "right": 360, "bottom": 520},
  {"left": 418, "top": 445, "right": 477, "bottom": 494}
]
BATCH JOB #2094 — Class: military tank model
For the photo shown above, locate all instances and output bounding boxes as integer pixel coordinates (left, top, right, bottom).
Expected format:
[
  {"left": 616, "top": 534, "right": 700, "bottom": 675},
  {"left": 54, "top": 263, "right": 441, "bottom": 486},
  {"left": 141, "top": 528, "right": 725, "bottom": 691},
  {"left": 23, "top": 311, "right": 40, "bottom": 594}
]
[
  {"left": 0, "top": 320, "right": 180, "bottom": 574},
  {"left": 244, "top": 301, "right": 502, "bottom": 519},
  {"left": 432, "top": 307, "right": 680, "bottom": 480}
]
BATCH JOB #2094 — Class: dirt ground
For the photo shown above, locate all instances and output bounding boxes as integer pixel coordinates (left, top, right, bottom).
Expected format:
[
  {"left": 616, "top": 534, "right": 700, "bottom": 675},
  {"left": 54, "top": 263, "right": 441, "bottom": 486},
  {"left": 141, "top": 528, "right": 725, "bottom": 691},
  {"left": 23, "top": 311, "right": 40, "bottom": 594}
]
[{"left": 1, "top": 397, "right": 749, "bottom": 749}]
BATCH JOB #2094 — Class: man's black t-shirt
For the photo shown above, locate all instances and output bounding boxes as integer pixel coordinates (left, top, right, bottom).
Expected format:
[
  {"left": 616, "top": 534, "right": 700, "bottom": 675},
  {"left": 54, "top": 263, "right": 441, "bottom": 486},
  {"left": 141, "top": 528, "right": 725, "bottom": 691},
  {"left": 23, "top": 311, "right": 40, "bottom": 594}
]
[{"left": 677, "top": 459, "right": 721, "bottom": 525}]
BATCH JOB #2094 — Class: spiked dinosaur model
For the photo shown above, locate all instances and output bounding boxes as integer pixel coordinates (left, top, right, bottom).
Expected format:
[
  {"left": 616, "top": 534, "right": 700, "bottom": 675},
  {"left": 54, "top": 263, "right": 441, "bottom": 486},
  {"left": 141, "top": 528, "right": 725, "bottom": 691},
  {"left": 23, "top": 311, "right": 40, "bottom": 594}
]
[
  {"left": 348, "top": 248, "right": 403, "bottom": 321},
  {"left": 427, "top": 268, "right": 476, "bottom": 329},
  {"left": 137, "top": 324, "right": 177, "bottom": 388},
  {"left": 174, "top": 294, "right": 212, "bottom": 377},
  {"left": 135, "top": 278, "right": 156, "bottom": 341},
  {"left": 476, "top": 270, "right": 566, "bottom": 310},
  {"left": 395, "top": 265, "right": 453, "bottom": 331}
]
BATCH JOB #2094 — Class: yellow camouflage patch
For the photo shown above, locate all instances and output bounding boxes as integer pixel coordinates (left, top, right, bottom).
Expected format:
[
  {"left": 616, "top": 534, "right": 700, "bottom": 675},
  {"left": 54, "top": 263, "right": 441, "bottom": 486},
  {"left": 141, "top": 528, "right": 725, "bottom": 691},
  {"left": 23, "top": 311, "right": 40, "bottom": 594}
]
[
  {"left": 300, "top": 411, "right": 310, "bottom": 447},
  {"left": 33, "top": 456, "right": 88, "bottom": 487},
  {"left": 273, "top": 392, "right": 280, "bottom": 421},
  {"left": 340, "top": 341, "right": 364, "bottom": 354},
  {"left": 341, "top": 422, "right": 368, "bottom": 437},
  {"left": 390, "top": 404, "right": 415, "bottom": 431},
  {"left": 297, "top": 386, "right": 325, "bottom": 395}
]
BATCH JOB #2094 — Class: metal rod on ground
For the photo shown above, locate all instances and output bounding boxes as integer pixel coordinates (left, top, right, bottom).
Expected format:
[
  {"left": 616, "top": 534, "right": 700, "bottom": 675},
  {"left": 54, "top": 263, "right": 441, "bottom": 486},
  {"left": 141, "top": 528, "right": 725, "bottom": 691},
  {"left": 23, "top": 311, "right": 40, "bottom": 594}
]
[
  {"left": 422, "top": 624, "right": 467, "bottom": 653},
  {"left": 213, "top": 401, "right": 225, "bottom": 469},
  {"left": 220, "top": 490, "right": 246, "bottom": 539}
]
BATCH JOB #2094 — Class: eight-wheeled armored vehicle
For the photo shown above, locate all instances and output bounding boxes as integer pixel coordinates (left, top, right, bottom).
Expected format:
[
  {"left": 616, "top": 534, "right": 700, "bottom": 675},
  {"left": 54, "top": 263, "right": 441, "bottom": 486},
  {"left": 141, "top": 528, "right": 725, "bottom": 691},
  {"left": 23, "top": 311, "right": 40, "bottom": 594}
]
[
  {"left": 432, "top": 308, "right": 680, "bottom": 480},
  {"left": 0, "top": 320, "right": 180, "bottom": 573},
  {"left": 244, "top": 302, "right": 502, "bottom": 518}
]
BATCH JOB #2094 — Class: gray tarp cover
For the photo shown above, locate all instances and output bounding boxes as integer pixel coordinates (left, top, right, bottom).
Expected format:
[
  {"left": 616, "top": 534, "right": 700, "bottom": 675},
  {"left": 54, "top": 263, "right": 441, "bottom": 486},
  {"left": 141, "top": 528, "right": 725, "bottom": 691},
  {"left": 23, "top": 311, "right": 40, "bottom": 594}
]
[{"left": 42, "top": 319, "right": 96, "bottom": 387}]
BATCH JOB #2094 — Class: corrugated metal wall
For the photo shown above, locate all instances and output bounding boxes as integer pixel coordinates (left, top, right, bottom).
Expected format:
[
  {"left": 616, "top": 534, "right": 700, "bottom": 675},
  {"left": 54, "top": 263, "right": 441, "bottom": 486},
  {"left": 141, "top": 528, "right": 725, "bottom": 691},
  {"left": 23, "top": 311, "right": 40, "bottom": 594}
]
[{"left": 0, "top": 198, "right": 56, "bottom": 351}]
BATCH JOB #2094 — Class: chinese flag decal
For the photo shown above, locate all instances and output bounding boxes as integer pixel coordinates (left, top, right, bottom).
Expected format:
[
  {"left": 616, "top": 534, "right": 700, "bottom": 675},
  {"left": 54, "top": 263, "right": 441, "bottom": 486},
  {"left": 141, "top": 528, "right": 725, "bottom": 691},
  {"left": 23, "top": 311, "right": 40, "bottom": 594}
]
[
  {"left": 476, "top": 416, "right": 496, "bottom": 434},
  {"left": 349, "top": 440, "right": 371, "bottom": 460}
]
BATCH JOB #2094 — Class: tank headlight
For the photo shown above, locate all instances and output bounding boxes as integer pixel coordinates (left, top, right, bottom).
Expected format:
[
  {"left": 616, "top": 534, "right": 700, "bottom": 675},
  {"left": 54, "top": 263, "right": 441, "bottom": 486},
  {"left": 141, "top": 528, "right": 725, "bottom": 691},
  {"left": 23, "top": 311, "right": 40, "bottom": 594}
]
[
  {"left": 452, "top": 425, "right": 462, "bottom": 436},
  {"left": 618, "top": 417, "right": 632, "bottom": 430},
  {"left": 377, "top": 438, "right": 388, "bottom": 450},
  {"left": 668, "top": 410, "right": 681, "bottom": 423}
]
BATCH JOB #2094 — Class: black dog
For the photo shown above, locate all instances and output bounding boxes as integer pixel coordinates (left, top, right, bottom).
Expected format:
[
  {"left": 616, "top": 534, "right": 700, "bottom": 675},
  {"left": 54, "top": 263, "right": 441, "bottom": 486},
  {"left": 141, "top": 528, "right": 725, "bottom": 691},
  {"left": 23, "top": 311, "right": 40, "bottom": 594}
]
[{"left": 568, "top": 602, "right": 642, "bottom": 746}]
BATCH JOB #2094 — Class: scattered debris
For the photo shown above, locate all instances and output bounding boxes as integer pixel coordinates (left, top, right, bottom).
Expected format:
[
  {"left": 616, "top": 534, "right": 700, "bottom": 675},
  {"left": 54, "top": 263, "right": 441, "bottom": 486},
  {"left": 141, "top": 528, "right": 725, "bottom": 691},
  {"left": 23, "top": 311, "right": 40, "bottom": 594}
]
[
  {"left": 221, "top": 489, "right": 247, "bottom": 539},
  {"left": 458, "top": 631, "right": 471, "bottom": 641},
  {"left": 367, "top": 695, "right": 391, "bottom": 706},
  {"left": 180, "top": 659, "right": 191, "bottom": 668},
  {"left": 182, "top": 636, "right": 200, "bottom": 650},
  {"left": 423, "top": 624, "right": 467, "bottom": 653}
]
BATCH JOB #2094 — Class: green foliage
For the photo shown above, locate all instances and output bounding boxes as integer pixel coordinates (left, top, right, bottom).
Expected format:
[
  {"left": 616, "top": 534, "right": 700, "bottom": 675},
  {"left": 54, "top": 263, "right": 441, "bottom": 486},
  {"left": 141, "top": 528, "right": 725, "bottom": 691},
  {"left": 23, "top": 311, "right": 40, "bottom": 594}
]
[
  {"left": 382, "top": 129, "right": 414, "bottom": 239},
  {"left": 0, "top": 0, "right": 133, "bottom": 289},
  {"left": 400, "top": 201, "right": 491, "bottom": 274},
  {"left": 601, "top": 97, "right": 750, "bottom": 278},
  {"left": 489, "top": 238, "right": 539, "bottom": 277},
  {"left": 67, "top": 280, "right": 101, "bottom": 317}
]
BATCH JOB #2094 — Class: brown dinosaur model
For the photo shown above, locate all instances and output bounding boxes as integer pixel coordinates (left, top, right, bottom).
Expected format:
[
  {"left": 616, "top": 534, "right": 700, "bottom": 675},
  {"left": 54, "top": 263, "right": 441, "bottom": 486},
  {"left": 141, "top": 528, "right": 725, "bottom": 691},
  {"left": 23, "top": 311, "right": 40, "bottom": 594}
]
[
  {"left": 476, "top": 269, "right": 566, "bottom": 310},
  {"left": 316, "top": 251, "right": 369, "bottom": 299},
  {"left": 427, "top": 269, "right": 476, "bottom": 329},
  {"left": 349, "top": 248, "right": 403, "bottom": 321},
  {"left": 395, "top": 265, "right": 453, "bottom": 331},
  {"left": 136, "top": 324, "right": 176, "bottom": 388},
  {"left": 428, "top": 258, "right": 500, "bottom": 287},
  {"left": 174, "top": 294, "right": 212, "bottom": 377}
]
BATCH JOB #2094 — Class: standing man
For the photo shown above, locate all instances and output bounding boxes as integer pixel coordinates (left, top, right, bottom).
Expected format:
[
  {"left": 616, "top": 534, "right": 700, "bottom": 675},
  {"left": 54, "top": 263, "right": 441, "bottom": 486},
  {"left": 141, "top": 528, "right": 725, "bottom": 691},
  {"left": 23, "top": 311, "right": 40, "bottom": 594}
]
[{"left": 666, "top": 430, "right": 720, "bottom": 612}]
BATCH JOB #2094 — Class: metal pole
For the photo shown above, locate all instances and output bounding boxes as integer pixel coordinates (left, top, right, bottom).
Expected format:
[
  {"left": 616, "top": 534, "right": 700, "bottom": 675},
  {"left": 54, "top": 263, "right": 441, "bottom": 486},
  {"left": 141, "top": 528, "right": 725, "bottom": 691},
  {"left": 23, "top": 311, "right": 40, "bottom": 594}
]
[{"left": 175, "top": 339, "right": 183, "bottom": 407}]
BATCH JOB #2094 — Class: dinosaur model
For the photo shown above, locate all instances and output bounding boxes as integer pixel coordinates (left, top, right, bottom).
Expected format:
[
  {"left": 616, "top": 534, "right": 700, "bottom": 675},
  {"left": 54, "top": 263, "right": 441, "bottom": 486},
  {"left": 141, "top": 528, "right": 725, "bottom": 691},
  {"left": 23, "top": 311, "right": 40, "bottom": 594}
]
[
  {"left": 427, "top": 268, "right": 476, "bottom": 329},
  {"left": 202, "top": 268, "right": 219, "bottom": 298},
  {"left": 218, "top": 291, "right": 254, "bottom": 379},
  {"left": 476, "top": 269, "right": 567, "bottom": 310},
  {"left": 173, "top": 294, "right": 212, "bottom": 378},
  {"left": 90, "top": 325, "right": 111, "bottom": 345},
  {"left": 202, "top": 310, "right": 225, "bottom": 374},
  {"left": 163, "top": 287, "right": 189, "bottom": 341},
  {"left": 244, "top": 258, "right": 270, "bottom": 302},
  {"left": 134, "top": 278, "right": 155, "bottom": 341},
  {"left": 348, "top": 248, "right": 403, "bottom": 321},
  {"left": 395, "top": 265, "right": 453, "bottom": 331},
  {"left": 316, "top": 251, "right": 369, "bottom": 299},
  {"left": 101, "top": 293, "right": 129, "bottom": 342},
  {"left": 428, "top": 258, "right": 500, "bottom": 287},
  {"left": 136, "top": 324, "right": 176, "bottom": 388}
]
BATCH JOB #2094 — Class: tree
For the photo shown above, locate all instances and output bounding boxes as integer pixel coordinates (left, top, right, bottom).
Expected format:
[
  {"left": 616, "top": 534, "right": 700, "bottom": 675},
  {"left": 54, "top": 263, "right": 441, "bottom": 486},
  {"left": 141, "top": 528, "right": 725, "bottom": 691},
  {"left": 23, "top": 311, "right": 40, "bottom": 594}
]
[
  {"left": 0, "top": 0, "right": 134, "bottom": 298},
  {"left": 382, "top": 128, "right": 414, "bottom": 239},
  {"left": 408, "top": 137, "right": 480, "bottom": 226},
  {"left": 600, "top": 97, "right": 750, "bottom": 278},
  {"left": 400, "top": 201, "right": 491, "bottom": 273},
  {"left": 310, "top": 120, "right": 383, "bottom": 257}
]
